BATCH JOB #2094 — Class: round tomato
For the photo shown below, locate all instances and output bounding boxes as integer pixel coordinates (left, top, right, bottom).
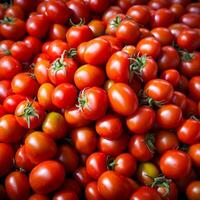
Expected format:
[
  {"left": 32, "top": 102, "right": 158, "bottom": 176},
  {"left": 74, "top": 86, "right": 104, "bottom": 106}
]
[
  {"left": 28, "top": 194, "right": 49, "bottom": 200},
  {"left": 186, "top": 181, "right": 200, "bottom": 200},
  {"left": 160, "top": 69, "right": 180, "bottom": 87},
  {"left": 53, "top": 190, "right": 78, "bottom": 200},
  {"left": 189, "top": 76, "right": 200, "bottom": 102},
  {"left": 188, "top": 143, "right": 200, "bottom": 167},
  {"left": 48, "top": 24, "right": 67, "bottom": 41}
]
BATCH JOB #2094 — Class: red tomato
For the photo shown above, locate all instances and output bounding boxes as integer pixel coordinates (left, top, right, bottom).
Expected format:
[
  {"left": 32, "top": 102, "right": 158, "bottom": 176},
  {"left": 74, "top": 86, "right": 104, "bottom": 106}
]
[
  {"left": 0, "top": 40, "right": 13, "bottom": 58},
  {"left": 180, "top": 13, "right": 200, "bottom": 28},
  {"left": 160, "top": 69, "right": 180, "bottom": 87},
  {"left": 29, "top": 160, "right": 65, "bottom": 194},
  {"left": 87, "top": 0, "right": 110, "bottom": 13},
  {"left": 5, "top": 5, "right": 25, "bottom": 20},
  {"left": 189, "top": 143, "right": 200, "bottom": 167},
  {"left": 88, "top": 19, "right": 106, "bottom": 37},
  {"left": 186, "top": 181, "right": 200, "bottom": 200},
  {"left": 48, "top": 24, "right": 67, "bottom": 41},
  {"left": 0, "top": 80, "right": 12, "bottom": 103},
  {"left": 24, "top": 36, "right": 42, "bottom": 56},
  {"left": 5, "top": 171, "right": 30, "bottom": 200},
  {"left": 28, "top": 194, "right": 50, "bottom": 200},
  {"left": 189, "top": 76, "right": 200, "bottom": 102},
  {"left": 160, "top": 150, "right": 191, "bottom": 179},
  {"left": 53, "top": 190, "right": 78, "bottom": 200}
]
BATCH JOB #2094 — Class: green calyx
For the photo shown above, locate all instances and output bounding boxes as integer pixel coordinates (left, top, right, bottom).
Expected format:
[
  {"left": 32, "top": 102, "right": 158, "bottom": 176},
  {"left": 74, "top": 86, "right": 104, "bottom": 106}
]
[
  {"left": 145, "top": 133, "right": 155, "bottom": 153},
  {"left": 180, "top": 51, "right": 194, "bottom": 61},
  {"left": 77, "top": 89, "right": 88, "bottom": 111},
  {"left": 0, "top": 46, "right": 10, "bottom": 55},
  {"left": 106, "top": 156, "right": 116, "bottom": 170},
  {"left": 0, "top": 16, "right": 15, "bottom": 24},
  {"left": 69, "top": 18, "right": 85, "bottom": 26},
  {"left": 110, "top": 16, "right": 122, "bottom": 28}
]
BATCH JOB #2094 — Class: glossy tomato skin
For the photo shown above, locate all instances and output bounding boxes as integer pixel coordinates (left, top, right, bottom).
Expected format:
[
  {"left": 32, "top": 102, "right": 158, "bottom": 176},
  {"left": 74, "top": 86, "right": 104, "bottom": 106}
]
[
  {"left": 78, "top": 87, "right": 108, "bottom": 120},
  {"left": 189, "top": 76, "right": 200, "bottom": 102},
  {"left": 0, "top": 80, "right": 12, "bottom": 104},
  {"left": 24, "top": 36, "right": 42, "bottom": 56},
  {"left": 177, "top": 119, "right": 200, "bottom": 144},
  {"left": 108, "top": 83, "right": 138, "bottom": 116},
  {"left": 53, "top": 190, "right": 78, "bottom": 200},
  {"left": 95, "top": 114, "right": 123, "bottom": 139},
  {"left": 126, "top": 106, "right": 155, "bottom": 134},
  {"left": 186, "top": 181, "right": 200, "bottom": 200},
  {"left": 5, "top": 171, "right": 30, "bottom": 200},
  {"left": 28, "top": 194, "right": 50, "bottom": 200},
  {"left": 97, "top": 171, "right": 132, "bottom": 200},
  {"left": 74, "top": 64, "right": 105, "bottom": 90},
  {"left": 0, "top": 114, "right": 25, "bottom": 143},
  {"left": 160, "top": 150, "right": 191, "bottom": 179},
  {"left": 25, "top": 131, "right": 57, "bottom": 164},
  {"left": 0, "top": 40, "right": 14, "bottom": 58},
  {"left": 0, "top": 143, "right": 14, "bottom": 177},
  {"left": 29, "top": 160, "right": 65, "bottom": 194},
  {"left": 189, "top": 143, "right": 200, "bottom": 167},
  {"left": 87, "top": 0, "right": 110, "bottom": 13},
  {"left": 48, "top": 23, "right": 67, "bottom": 41},
  {"left": 88, "top": 19, "right": 106, "bottom": 37},
  {"left": 180, "top": 13, "right": 200, "bottom": 28},
  {"left": 160, "top": 69, "right": 180, "bottom": 87}
]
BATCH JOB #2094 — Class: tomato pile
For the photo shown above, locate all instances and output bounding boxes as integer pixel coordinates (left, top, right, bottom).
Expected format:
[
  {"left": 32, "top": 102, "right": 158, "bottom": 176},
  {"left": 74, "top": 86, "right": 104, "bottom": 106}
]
[{"left": 0, "top": 0, "right": 200, "bottom": 199}]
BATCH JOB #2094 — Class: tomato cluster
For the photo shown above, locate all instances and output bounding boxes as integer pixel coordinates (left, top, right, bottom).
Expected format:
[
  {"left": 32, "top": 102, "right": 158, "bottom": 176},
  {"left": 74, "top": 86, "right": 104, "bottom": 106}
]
[{"left": 0, "top": 0, "right": 200, "bottom": 199}]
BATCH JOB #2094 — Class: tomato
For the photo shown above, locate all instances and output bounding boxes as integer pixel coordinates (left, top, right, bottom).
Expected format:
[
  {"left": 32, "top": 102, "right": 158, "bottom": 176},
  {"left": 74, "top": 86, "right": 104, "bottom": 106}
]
[
  {"left": 0, "top": 105, "right": 6, "bottom": 117},
  {"left": 189, "top": 76, "right": 200, "bottom": 102},
  {"left": 126, "top": 106, "right": 155, "bottom": 135},
  {"left": 151, "top": 8, "right": 175, "bottom": 28},
  {"left": 24, "top": 36, "right": 42, "bottom": 56},
  {"left": 177, "top": 119, "right": 200, "bottom": 144},
  {"left": 108, "top": 83, "right": 138, "bottom": 116},
  {"left": 14, "top": 0, "right": 37, "bottom": 13},
  {"left": 0, "top": 80, "right": 12, "bottom": 103},
  {"left": 144, "top": 79, "right": 174, "bottom": 104},
  {"left": 188, "top": 143, "right": 200, "bottom": 167},
  {"left": 42, "top": 112, "right": 68, "bottom": 140},
  {"left": 74, "top": 64, "right": 105, "bottom": 90},
  {"left": 5, "top": 171, "right": 30, "bottom": 200},
  {"left": 74, "top": 166, "right": 93, "bottom": 187},
  {"left": 155, "top": 130, "right": 179, "bottom": 154},
  {"left": 157, "top": 46, "right": 180, "bottom": 71},
  {"left": 148, "top": 0, "right": 170, "bottom": 9},
  {"left": 186, "top": 2, "right": 200, "bottom": 14},
  {"left": 45, "top": 0, "right": 71, "bottom": 24},
  {"left": 129, "top": 134, "right": 154, "bottom": 161},
  {"left": 160, "top": 150, "right": 191, "bottom": 179},
  {"left": 10, "top": 41, "right": 32, "bottom": 62},
  {"left": 5, "top": 5, "right": 25, "bottom": 20},
  {"left": 37, "top": 83, "right": 55, "bottom": 111},
  {"left": 171, "top": 91, "right": 186, "bottom": 110},
  {"left": 66, "top": 0, "right": 90, "bottom": 23},
  {"left": 98, "top": 133, "right": 129, "bottom": 156},
  {"left": 15, "top": 145, "right": 35, "bottom": 171},
  {"left": 26, "top": 14, "right": 50, "bottom": 38},
  {"left": 64, "top": 106, "right": 91, "bottom": 128},
  {"left": 0, "top": 143, "right": 14, "bottom": 177},
  {"left": 0, "top": 17, "right": 26, "bottom": 41},
  {"left": 116, "top": 19, "right": 140, "bottom": 45},
  {"left": 56, "top": 143, "right": 79, "bottom": 174},
  {"left": 151, "top": 27, "right": 174, "bottom": 46},
  {"left": 34, "top": 60, "right": 51, "bottom": 84},
  {"left": 114, "top": 153, "right": 137, "bottom": 177},
  {"left": 34, "top": 53, "right": 49, "bottom": 64},
  {"left": 0, "top": 114, "right": 25, "bottom": 143},
  {"left": 184, "top": 98, "right": 198, "bottom": 116},
  {"left": 88, "top": 20, "right": 105, "bottom": 37},
  {"left": 0, "top": 40, "right": 13, "bottom": 58},
  {"left": 66, "top": 24, "right": 93, "bottom": 48},
  {"left": 48, "top": 24, "right": 67, "bottom": 41},
  {"left": 78, "top": 87, "right": 108, "bottom": 120},
  {"left": 11, "top": 73, "right": 39, "bottom": 98},
  {"left": 85, "top": 181, "right": 106, "bottom": 200},
  {"left": 160, "top": 69, "right": 180, "bottom": 87},
  {"left": 52, "top": 83, "right": 77, "bottom": 109},
  {"left": 83, "top": 38, "right": 112, "bottom": 66},
  {"left": 95, "top": 114, "right": 123, "bottom": 139},
  {"left": 170, "top": 3, "right": 185, "bottom": 19},
  {"left": 28, "top": 194, "right": 50, "bottom": 200},
  {"left": 53, "top": 190, "right": 79, "bottom": 200},
  {"left": 102, "top": 6, "right": 122, "bottom": 24},
  {"left": 177, "top": 29, "right": 200, "bottom": 52},
  {"left": 0, "top": 56, "right": 22, "bottom": 80},
  {"left": 181, "top": 52, "right": 200, "bottom": 78},
  {"left": 71, "top": 126, "right": 97, "bottom": 154},
  {"left": 15, "top": 100, "right": 45, "bottom": 129},
  {"left": 156, "top": 104, "right": 183, "bottom": 129},
  {"left": 126, "top": 5, "right": 150, "bottom": 26},
  {"left": 87, "top": 0, "right": 110, "bottom": 13},
  {"left": 86, "top": 152, "right": 107, "bottom": 179},
  {"left": 180, "top": 13, "right": 200, "bottom": 28},
  {"left": 137, "top": 162, "right": 159, "bottom": 185},
  {"left": 29, "top": 160, "right": 65, "bottom": 194},
  {"left": 97, "top": 171, "right": 132, "bottom": 200},
  {"left": 136, "top": 37, "right": 161, "bottom": 59},
  {"left": 186, "top": 181, "right": 200, "bottom": 200}
]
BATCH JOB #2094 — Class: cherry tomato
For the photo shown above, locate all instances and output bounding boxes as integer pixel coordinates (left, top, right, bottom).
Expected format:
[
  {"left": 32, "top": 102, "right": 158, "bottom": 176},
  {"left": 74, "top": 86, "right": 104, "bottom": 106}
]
[
  {"left": 0, "top": 80, "right": 12, "bottom": 103},
  {"left": 48, "top": 23, "right": 67, "bottom": 41},
  {"left": 28, "top": 194, "right": 50, "bottom": 200},
  {"left": 186, "top": 181, "right": 200, "bottom": 200},
  {"left": 188, "top": 143, "right": 200, "bottom": 167},
  {"left": 160, "top": 69, "right": 180, "bottom": 87},
  {"left": 180, "top": 13, "right": 200, "bottom": 28},
  {"left": 189, "top": 76, "right": 200, "bottom": 102}
]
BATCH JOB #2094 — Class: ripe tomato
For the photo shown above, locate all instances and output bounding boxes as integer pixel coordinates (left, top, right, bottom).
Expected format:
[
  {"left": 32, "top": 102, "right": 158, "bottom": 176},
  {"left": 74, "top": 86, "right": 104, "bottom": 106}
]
[
  {"left": 186, "top": 181, "right": 200, "bottom": 200},
  {"left": 74, "top": 64, "right": 105, "bottom": 90},
  {"left": 155, "top": 130, "right": 179, "bottom": 154},
  {"left": 5, "top": 171, "right": 30, "bottom": 200},
  {"left": 24, "top": 36, "right": 42, "bottom": 56},
  {"left": 0, "top": 143, "right": 14, "bottom": 177},
  {"left": 15, "top": 145, "right": 35, "bottom": 171},
  {"left": 148, "top": 0, "right": 170, "bottom": 9},
  {"left": 136, "top": 37, "right": 161, "bottom": 59},
  {"left": 160, "top": 150, "right": 191, "bottom": 179},
  {"left": 48, "top": 24, "right": 67, "bottom": 41},
  {"left": 0, "top": 80, "right": 12, "bottom": 103},
  {"left": 11, "top": 73, "right": 39, "bottom": 98},
  {"left": 28, "top": 194, "right": 50, "bottom": 200},
  {"left": 71, "top": 126, "right": 97, "bottom": 155},
  {"left": 42, "top": 112, "right": 68, "bottom": 140},
  {"left": 189, "top": 76, "right": 200, "bottom": 102},
  {"left": 0, "top": 55, "right": 22, "bottom": 81},
  {"left": 14, "top": 0, "right": 37, "bottom": 13},
  {"left": 0, "top": 114, "right": 25, "bottom": 143},
  {"left": 126, "top": 106, "right": 155, "bottom": 134},
  {"left": 29, "top": 160, "right": 65, "bottom": 194},
  {"left": 0, "top": 40, "right": 13, "bottom": 58},
  {"left": 53, "top": 190, "right": 79, "bottom": 200},
  {"left": 160, "top": 69, "right": 180, "bottom": 87},
  {"left": 177, "top": 119, "right": 200, "bottom": 144},
  {"left": 95, "top": 114, "right": 123, "bottom": 139},
  {"left": 5, "top": 5, "right": 24, "bottom": 20},
  {"left": 129, "top": 134, "right": 155, "bottom": 161},
  {"left": 97, "top": 171, "right": 132, "bottom": 200},
  {"left": 52, "top": 83, "right": 77, "bottom": 109},
  {"left": 180, "top": 13, "right": 200, "bottom": 28},
  {"left": 15, "top": 100, "right": 45, "bottom": 129},
  {"left": 88, "top": 20, "right": 106, "bottom": 37},
  {"left": 87, "top": 0, "right": 110, "bottom": 13},
  {"left": 108, "top": 83, "right": 138, "bottom": 116},
  {"left": 78, "top": 87, "right": 108, "bottom": 120},
  {"left": 188, "top": 143, "right": 200, "bottom": 167},
  {"left": 0, "top": 105, "right": 6, "bottom": 118},
  {"left": 25, "top": 131, "right": 57, "bottom": 164},
  {"left": 56, "top": 143, "right": 79, "bottom": 174}
]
